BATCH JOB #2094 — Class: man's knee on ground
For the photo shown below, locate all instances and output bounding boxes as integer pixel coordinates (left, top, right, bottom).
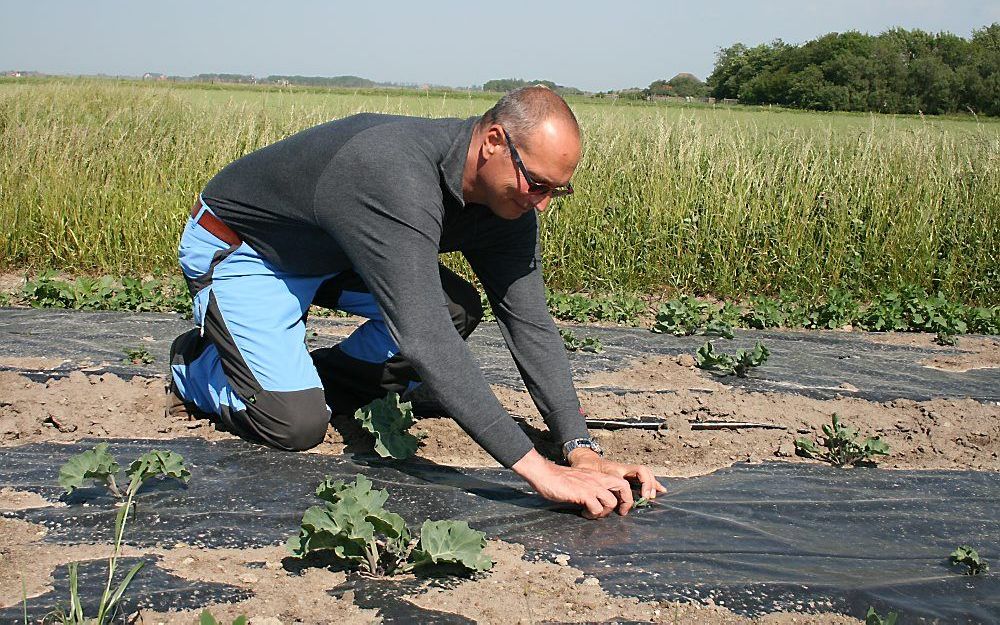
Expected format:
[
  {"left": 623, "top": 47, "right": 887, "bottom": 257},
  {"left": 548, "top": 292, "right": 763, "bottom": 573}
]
[{"left": 243, "top": 388, "right": 331, "bottom": 452}]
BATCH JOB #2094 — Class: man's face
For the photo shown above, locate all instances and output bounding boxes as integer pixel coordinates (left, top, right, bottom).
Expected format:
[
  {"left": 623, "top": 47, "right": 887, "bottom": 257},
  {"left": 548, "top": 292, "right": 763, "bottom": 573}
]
[{"left": 485, "top": 119, "right": 581, "bottom": 220}]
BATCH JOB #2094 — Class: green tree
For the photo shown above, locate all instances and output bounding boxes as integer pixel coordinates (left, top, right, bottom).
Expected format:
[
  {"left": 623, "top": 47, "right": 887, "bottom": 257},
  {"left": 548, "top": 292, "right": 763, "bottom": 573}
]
[
  {"left": 667, "top": 73, "right": 709, "bottom": 97},
  {"left": 706, "top": 24, "right": 999, "bottom": 115}
]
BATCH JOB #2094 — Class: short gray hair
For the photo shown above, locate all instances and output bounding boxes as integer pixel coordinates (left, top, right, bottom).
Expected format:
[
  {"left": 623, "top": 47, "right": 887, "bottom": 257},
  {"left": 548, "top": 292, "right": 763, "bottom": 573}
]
[{"left": 480, "top": 85, "right": 579, "bottom": 148}]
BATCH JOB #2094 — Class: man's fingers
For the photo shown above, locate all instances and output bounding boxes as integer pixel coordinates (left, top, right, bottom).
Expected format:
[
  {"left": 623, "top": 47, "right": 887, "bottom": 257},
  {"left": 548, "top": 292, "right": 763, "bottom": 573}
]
[
  {"left": 607, "top": 477, "right": 634, "bottom": 514},
  {"left": 583, "top": 494, "right": 606, "bottom": 518},
  {"left": 635, "top": 466, "right": 667, "bottom": 499},
  {"left": 594, "top": 489, "right": 618, "bottom": 516}
]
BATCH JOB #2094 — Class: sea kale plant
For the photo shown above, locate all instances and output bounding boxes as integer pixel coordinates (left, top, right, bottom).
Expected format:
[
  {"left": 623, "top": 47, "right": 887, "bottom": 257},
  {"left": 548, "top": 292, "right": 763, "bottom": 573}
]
[
  {"left": 795, "top": 414, "right": 889, "bottom": 466},
  {"left": 949, "top": 545, "right": 990, "bottom": 575},
  {"left": 287, "top": 474, "right": 492, "bottom": 577},
  {"left": 865, "top": 606, "right": 899, "bottom": 625},
  {"left": 55, "top": 444, "right": 191, "bottom": 624},
  {"left": 695, "top": 340, "right": 769, "bottom": 377},
  {"left": 651, "top": 296, "right": 707, "bottom": 336},
  {"left": 546, "top": 290, "right": 645, "bottom": 325},
  {"left": 652, "top": 296, "right": 737, "bottom": 338},
  {"left": 20, "top": 271, "right": 190, "bottom": 314},
  {"left": 560, "top": 328, "right": 604, "bottom": 353},
  {"left": 354, "top": 393, "right": 422, "bottom": 460}
]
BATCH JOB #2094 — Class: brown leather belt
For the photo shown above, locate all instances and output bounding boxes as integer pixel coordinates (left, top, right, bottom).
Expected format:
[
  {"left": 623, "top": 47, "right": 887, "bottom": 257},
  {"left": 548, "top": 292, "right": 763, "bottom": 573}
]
[{"left": 192, "top": 199, "right": 242, "bottom": 246}]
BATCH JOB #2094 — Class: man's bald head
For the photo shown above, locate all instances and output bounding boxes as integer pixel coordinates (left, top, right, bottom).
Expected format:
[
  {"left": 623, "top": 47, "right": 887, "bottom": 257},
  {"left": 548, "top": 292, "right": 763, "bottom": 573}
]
[{"left": 479, "top": 86, "right": 580, "bottom": 149}]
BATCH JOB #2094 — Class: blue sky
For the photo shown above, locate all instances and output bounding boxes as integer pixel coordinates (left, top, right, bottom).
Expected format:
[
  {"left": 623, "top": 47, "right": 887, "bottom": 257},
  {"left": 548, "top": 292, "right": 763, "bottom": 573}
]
[{"left": 2, "top": 0, "right": 997, "bottom": 91}]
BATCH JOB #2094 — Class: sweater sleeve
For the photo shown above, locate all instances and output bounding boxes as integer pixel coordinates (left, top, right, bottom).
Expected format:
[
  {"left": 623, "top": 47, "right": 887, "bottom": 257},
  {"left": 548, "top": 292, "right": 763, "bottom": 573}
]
[
  {"left": 314, "top": 141, "right": 535, "bottom": 468},
  {"left": 464, "top": 213, "right": 590, "bottom": 447}
]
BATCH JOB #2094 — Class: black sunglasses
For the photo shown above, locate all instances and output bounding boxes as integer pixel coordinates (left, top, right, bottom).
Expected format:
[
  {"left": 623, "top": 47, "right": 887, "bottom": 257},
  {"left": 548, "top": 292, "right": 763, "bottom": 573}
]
[{"left": 501, "top": 127, "right": 574, "bottom": 198}]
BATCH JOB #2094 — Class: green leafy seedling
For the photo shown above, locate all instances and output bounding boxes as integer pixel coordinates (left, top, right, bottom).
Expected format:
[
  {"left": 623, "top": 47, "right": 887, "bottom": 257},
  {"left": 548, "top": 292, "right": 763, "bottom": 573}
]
[
  {"left": 288, "top": 475, "right": 492, "bottom": 577},
  {"left": 632, "top": 497, "right": 651, "bottom": 509},
  {"left": 200, "top": 610, "right": 248, "bottom": 625},
  {"left": 695, "top": 341, "right": 769, "bottom": 377},
  {"left": 126, "top": 450, "right": 191, "bottom": 492},
  {"left": 702, "top": 318, "right": 735, "bottom": 339},
  {"left": 123, "top": 347, "right": 153, "bottom": 365},
  {"left": 288, "top": 474, "right": 412, "bottom": 575},
  {"left": 795, "top": 414, "right": 890, "bottom": 466},
  {"left": 559, "top": 328, "right": 604, "bottom": 353},
  {"left": 695, "top": 340, "right": 734, "bottom": 372},
  {"left": 354, "top": 392, "right": 421, "bottom": 459},
  {"left": 733, "top": 342, "right": 770, "bottom": 377},
  {"left": 651, "top": 296, "right": 706, "bottom": 336},
  {"left": 865, "top": 606, "right": 899, "bottom": 625},
  {"left": 950, "top": 545, "right": 989, "bottom": 575},
  {"left": 52, "top": 445, "right": 190, "bottom": 624}
]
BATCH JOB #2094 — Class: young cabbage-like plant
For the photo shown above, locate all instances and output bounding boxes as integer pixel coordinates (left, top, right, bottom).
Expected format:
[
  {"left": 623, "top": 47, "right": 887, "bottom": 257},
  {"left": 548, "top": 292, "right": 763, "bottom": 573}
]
[
  {"left": 53, "top": 444, "right": 190, "bottom": 624},
  {"left": 651, "top": 296, "right": 706, "bottom": 336},
  {"left": 949, "top": 545, "right": 989, "bottom": 575},
  {"left": 795, "top": 414, "right": 889, "bottom": 467},
  {"left": 559, "top": 328, "right": 604, "bottom": 353},
  {"left": 287, "top": 474, "right": 492, "bottom": 577},
  {"left": 865, "top": 606, "right": 899, "bottom": 625},
  {"left": 651, "top": 296, "right": 736, "bottom": 338},
  {"left": 199, "top": 610, "right": 248, "bottom": 625},
  {"left": 354, "top": 393, "right": 422, "bottom": 460},
  {"left": 695, "top": 341, "right": 769, "bottom": 377}
]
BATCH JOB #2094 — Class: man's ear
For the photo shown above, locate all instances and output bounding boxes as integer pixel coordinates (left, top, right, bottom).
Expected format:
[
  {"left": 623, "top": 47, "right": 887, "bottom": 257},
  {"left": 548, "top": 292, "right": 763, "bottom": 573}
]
[{"left": 483, "top": 124, "right": 505, "bottom": 159}]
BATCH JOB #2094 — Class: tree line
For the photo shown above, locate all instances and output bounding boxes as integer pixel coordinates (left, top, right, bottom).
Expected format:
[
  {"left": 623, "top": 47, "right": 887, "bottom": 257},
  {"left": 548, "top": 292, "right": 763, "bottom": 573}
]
[
  {"left": 482, "top": 78, "right": 584, "bottom": 96},
  {"left": 707, "top": 24, "right": 999, "bottom": 115}
]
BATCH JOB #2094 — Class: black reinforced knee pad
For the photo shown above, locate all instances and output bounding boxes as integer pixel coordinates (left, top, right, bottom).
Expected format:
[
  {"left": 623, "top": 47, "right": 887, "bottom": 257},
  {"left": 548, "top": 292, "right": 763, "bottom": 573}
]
[{"left": 224, "top": 387, "right": 331, "bottom": 452}]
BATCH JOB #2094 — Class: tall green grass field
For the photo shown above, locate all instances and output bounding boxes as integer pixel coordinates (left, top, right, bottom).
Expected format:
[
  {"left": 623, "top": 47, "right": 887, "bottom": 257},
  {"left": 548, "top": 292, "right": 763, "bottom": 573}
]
[{"left": 1, "top": 79, "right": 997, "bottom": 304}]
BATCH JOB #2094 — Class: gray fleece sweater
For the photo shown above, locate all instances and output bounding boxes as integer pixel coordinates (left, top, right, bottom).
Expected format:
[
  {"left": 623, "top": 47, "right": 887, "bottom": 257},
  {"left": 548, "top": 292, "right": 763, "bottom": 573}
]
[{"left": 201, "top": 113, "right": 588, "bottom": 467}]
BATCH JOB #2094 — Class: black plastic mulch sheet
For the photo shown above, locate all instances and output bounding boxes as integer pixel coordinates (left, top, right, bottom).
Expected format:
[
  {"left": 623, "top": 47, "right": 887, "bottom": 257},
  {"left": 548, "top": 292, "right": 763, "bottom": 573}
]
[
  {"left": 4, "top": 556, "right": 251, "bottom": 622},
  {"left": 1, "top": 308, "right": 998, "bottom": 403},
  {"left": 1, "top": 439, "right": 997, "bottom": 623}
]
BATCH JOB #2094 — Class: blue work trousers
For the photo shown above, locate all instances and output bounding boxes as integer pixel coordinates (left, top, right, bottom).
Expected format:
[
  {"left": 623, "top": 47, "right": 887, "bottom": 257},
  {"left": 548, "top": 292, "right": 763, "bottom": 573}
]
[{"left": 169, "top": 198, "right": 482, "bottom": 450}]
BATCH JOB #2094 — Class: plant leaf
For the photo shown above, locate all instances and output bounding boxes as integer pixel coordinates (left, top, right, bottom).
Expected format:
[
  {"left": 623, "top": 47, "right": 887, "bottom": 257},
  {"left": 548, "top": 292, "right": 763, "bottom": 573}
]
[
  {"left": 200, "top": 610, "right": 220, "bottom": 625},
  {"left": 288, "top": 502, "right": 374, "bottom": 565},
  {"left": 354, "top": 393, "right": 420, "bottom": 459},
  {"left": 104, "top": 561, "right": 145, "bottom": 617},
  {"left": 412, "top": 519, "right": 493, "bottom": 572},
  {"left": 58, "top": 443, "right": 120, "bottom": 495},
  {"left": 126, "top": 450, "right": 191, "bottom": 491}
]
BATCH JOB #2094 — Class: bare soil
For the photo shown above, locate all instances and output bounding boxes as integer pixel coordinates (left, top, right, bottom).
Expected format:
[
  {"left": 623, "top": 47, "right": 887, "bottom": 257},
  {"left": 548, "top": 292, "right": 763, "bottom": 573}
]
[{"left": 1, "top": 331, "right": 997, "bottom": 623}]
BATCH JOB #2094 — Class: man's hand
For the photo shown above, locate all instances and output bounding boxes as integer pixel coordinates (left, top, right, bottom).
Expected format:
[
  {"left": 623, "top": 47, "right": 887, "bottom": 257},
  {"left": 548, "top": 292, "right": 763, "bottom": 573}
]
[
  {"left": 512, "top": 449, "right": 639, "bottom": 518},
  {"left": 566, "top": 448, "right": 667, "bottom": 503}
]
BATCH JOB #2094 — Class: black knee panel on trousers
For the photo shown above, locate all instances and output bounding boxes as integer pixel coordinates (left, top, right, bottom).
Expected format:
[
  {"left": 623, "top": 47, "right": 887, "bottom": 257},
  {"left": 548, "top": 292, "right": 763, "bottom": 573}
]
[
  {"left": 310, "top": 263, "right": 485, "bottom": 415},
  {"left": 220, "top": 387, "right": 331, "bottom": 452}
]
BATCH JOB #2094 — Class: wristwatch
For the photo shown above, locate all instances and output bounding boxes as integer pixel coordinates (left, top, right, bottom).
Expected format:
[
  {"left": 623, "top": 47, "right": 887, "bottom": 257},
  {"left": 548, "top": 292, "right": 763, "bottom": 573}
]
[{"left": 562, "top": 437, "right": 604, "bottom": 462}]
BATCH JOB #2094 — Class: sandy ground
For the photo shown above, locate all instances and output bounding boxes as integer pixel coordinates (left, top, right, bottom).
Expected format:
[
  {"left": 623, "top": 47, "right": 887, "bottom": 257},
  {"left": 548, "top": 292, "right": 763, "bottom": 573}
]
[
  {"left": 1, "top": 332, "right": 997, "bottom": 623},
  {"left": 2, "top": 350, "right": 997, "bottom": 476}
]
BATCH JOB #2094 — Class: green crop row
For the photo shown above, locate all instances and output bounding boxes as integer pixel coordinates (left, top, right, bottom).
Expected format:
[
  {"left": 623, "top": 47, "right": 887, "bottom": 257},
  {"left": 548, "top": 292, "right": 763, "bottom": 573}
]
[
  {"left": 7, "top": 271, "right": 190, "bottom": 313},
  {"left": 1, "top": 80, "right": 998, "bottom": 305},
  {"left": 651, "top": 287, "right": 1000, "bottom": 342},
  {"left": 3, "top": 273, "right": 997, "bottom": 340}
]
